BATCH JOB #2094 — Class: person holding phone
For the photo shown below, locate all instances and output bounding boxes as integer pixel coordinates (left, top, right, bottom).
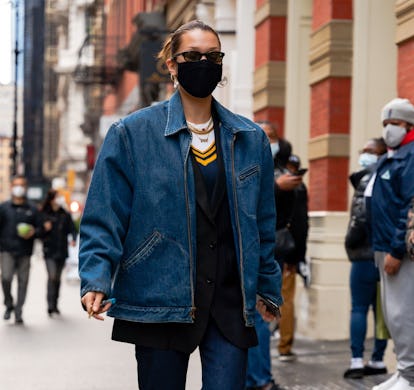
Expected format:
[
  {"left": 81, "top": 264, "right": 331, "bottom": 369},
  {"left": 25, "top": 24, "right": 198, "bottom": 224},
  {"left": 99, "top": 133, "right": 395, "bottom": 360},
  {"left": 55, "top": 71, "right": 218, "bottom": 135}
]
[
  {"left": 262, "top": 135, "right": 309, "bottom": 362},
  {"left": 79, "top": 20, "right": 282, "bottom": 390}
]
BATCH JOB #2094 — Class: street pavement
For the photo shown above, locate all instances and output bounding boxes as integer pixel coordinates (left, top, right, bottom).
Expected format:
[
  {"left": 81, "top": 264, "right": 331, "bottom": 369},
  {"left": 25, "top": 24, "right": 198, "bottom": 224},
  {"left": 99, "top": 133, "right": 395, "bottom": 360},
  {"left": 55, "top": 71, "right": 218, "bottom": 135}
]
[
  {"left": 270, "top": 335, "right": 395, "bottom": 389},
  {"left": 0, "top": 243, "right": 397, "bottom": 389}
]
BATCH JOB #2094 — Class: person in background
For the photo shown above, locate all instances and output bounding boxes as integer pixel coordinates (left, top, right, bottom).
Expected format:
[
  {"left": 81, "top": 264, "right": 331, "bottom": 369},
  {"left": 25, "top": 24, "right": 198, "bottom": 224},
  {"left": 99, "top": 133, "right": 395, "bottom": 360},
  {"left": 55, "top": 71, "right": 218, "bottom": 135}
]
[
  {"left": 0, "top": 175, "right": 43, "bottom": 324},
  {"left": 40, "top": 189, "right": 77, "bottom": 316},
  {"left": 254, "top": 120, "right": 308, "bottom": 364},
  {"left": 273, "top": 152, "right": 308, "bottom": 363},
  {"left": 369, "top": 98, "right": 414, "bottom": 390},
  {"left": 343, "top": 138, "right": 388, "bottom": 379},
  {"left": 258, "top": 121, "right": 308, "bottom": 362},
  {"left": 79, "top": 20, "right": 282, "bottom": 390},
  {"left": 245, "top": 121, "right": 285, "bottom": 390},
  {"left": 285, "top": 155, "right": 311, "bottom": 288}
]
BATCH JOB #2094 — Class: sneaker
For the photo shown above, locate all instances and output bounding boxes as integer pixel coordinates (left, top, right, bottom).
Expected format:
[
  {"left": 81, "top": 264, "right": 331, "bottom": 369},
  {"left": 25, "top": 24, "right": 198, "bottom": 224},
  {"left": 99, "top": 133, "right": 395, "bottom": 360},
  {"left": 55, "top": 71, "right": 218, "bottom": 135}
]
[
  {"left": 387, "top": 375, "right": 414, "bottom": 390},
  {"left": 344, "top": 367, "right": 365, "bottom": 379},
  {"left": 279, "top": 352, "right": 297, "bottom": 362},
  {"left": 365, "top": 365, "right": 388, "bottom": 376},
  {"left": 372, "top": 372, "right": 400, "bottom": 390},
  {"left": 3, "top": 307, "right": 13, "bottom": 320}
]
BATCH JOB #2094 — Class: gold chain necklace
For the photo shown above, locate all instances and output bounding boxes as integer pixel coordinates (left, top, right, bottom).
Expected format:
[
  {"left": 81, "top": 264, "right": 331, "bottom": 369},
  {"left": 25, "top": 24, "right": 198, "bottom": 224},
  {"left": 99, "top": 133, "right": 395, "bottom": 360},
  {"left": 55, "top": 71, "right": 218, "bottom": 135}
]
[{"left": 186, "top": 117, "right": 214, "bottom": 135}]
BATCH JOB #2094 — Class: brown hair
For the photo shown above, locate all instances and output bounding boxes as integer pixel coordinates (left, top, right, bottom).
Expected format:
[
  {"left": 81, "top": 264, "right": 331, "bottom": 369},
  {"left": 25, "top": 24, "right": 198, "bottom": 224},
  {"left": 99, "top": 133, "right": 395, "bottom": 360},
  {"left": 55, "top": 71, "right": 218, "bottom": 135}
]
[
  {"left": 157, "top": 20, "right": 221, "bottom": 63},
  {"left": 41, "top": 189, "right": 57, "bottom": 213}
]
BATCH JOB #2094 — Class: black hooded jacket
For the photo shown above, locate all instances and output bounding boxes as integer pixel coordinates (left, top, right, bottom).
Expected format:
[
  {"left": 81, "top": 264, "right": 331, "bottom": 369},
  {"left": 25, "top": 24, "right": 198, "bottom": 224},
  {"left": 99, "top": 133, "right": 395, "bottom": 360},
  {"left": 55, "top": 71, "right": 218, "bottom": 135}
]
[
  {"left": 344, "top": 166, "right": 375, "bottom": 261},
  {"left": 273, "top": 139, "right": 309, "bottom": 265}
]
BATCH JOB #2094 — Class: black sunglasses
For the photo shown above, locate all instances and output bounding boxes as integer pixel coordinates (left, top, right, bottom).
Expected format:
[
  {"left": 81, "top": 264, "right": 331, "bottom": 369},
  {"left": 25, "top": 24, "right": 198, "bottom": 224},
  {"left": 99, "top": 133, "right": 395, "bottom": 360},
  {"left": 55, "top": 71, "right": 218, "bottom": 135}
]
[{"left": 173, "top": 51, "right": 225, "bottom": 64}]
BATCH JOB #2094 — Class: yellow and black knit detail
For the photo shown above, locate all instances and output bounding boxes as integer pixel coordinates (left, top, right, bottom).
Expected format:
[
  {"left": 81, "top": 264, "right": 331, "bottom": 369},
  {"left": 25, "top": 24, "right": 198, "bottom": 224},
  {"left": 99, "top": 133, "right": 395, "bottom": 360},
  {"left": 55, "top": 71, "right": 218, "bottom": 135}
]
[{"left": 191, "top": 142, "right": 217, "bottom": 166}]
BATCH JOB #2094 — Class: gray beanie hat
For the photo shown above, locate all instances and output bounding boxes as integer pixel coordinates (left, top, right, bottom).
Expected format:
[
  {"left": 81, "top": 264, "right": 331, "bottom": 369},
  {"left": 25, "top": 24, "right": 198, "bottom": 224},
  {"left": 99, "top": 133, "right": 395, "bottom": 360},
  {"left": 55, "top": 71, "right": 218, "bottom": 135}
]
[{"left": 381, "top": 98, "right": 414, "bottom": 125}]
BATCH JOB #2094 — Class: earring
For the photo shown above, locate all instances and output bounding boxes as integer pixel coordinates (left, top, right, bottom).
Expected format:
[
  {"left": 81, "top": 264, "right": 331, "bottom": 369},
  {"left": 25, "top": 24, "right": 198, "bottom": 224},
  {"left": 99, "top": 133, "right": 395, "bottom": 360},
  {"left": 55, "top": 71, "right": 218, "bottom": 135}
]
[
  {"left": 218, "top": 76, "right": 228, "bottom": 88},
  {"left": 171, "top": 74, "right": 179, "bottom": 89}
]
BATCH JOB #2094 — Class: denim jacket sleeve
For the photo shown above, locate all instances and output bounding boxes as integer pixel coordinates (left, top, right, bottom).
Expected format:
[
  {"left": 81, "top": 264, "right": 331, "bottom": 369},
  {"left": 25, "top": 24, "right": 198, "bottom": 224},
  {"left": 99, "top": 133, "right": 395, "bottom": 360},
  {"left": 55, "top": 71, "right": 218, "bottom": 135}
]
[
  {"left": 79, "top": 121, "right": 135, "bottom": 297},
  {"left": 256, "top": 135, "right": 283, "bottom": 306}
]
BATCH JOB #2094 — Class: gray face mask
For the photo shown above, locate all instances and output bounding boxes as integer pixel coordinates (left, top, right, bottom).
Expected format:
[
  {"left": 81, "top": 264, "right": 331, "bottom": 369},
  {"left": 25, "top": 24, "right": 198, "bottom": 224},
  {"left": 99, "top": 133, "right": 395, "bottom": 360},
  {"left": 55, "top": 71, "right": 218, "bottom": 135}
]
[{"left": 382, "top": 124, "right": 407, "bottom": 148}]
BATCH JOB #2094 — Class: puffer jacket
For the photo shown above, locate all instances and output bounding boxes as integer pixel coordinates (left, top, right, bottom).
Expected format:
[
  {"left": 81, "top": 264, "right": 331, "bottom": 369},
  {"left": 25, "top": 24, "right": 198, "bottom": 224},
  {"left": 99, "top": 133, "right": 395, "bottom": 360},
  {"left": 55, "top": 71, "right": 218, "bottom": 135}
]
[{"left": 345, "top": 167, "right": 375, "bottom": 261}]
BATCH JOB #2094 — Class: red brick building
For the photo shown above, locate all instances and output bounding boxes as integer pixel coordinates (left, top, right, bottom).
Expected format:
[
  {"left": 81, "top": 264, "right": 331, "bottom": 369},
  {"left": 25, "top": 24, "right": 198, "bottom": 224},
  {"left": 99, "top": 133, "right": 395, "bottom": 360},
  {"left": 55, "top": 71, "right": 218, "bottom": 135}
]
[{"left": 253, "top": 0, "right": 413, "bottom": 339}]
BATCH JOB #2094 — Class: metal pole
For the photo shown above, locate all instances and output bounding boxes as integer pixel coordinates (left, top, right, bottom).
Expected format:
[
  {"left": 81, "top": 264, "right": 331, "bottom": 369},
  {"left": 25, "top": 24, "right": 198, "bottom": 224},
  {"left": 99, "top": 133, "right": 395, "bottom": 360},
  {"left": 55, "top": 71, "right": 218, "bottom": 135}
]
[{"left": 11, "top": 0, "right": 19, "bottom": 176}]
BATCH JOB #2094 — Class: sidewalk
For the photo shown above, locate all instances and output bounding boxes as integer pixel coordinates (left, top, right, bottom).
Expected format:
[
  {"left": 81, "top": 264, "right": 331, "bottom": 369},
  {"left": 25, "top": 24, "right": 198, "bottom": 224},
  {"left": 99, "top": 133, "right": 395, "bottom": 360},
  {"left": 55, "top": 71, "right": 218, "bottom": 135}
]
[{"left": 270, "top": 334, "right": 395, "bottom": 390}]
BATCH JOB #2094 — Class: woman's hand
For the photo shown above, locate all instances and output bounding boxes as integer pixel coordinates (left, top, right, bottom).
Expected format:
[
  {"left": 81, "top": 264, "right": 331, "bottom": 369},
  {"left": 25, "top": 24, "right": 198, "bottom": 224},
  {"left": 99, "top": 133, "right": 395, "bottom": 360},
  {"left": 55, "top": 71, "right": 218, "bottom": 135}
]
[{"left": 81, "top": 291, "right": 112, "bottom": 321}]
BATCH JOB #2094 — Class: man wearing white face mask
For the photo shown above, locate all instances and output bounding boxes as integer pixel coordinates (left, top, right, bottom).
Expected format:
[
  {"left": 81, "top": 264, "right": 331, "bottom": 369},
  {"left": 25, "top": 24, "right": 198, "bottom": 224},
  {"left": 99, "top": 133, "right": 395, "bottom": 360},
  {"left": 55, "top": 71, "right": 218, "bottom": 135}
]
[
  {"left": 0, "top": 175, "right": 43, "bottom": 324},
  {"left": 369, "top": 98, "right": 414, "bottom": 390}
]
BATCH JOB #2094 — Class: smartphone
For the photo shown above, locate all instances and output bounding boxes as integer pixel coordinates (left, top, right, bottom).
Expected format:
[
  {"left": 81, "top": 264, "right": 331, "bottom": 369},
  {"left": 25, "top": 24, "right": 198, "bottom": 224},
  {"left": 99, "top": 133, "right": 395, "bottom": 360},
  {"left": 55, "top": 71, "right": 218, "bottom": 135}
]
[
  {"left": 294, "top": 168, "right": 308, "bottom": 176},
  {"left": 257, "top": 295, "right": 281, "bottom": 319}
]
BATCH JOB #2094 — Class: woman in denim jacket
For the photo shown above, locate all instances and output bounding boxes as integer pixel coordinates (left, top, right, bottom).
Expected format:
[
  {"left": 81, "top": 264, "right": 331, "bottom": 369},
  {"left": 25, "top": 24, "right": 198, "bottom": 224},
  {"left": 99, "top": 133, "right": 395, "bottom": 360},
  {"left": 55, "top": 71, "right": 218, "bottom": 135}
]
[{"left": 79, "top": 20, "right": 282, "bottom": 390}]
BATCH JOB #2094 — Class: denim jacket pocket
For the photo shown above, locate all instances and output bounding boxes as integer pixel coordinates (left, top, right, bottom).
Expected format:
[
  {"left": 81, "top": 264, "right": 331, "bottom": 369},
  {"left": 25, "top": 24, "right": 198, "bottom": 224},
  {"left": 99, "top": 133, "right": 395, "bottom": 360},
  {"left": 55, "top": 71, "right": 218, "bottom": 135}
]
[
  {"left": 238, "top": 165, "right": 260, "bottom": 185},
  {"left": 122, "top": 231, "right": 162, "bottom": 271}
]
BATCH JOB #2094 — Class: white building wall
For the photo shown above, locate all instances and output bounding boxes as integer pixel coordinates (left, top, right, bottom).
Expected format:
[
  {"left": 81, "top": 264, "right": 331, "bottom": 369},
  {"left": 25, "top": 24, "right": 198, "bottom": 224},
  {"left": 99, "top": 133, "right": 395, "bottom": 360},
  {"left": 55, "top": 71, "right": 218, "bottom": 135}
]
[
  {"left": 349, "top": 0, "right": 397, "bottom": 172},
  {"left": 55, "top": 2, "right": 92, "bottom": 177},
  {"left": 228, "top": 0, "right": 255, "bottom": 120}
]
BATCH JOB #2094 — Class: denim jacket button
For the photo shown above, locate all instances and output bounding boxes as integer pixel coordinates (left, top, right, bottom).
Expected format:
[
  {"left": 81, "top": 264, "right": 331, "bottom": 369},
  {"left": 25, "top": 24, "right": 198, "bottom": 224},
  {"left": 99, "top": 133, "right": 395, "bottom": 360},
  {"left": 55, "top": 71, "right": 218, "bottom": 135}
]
[{"left": 208, "top": 241, "right": 216, "bottom": 249}]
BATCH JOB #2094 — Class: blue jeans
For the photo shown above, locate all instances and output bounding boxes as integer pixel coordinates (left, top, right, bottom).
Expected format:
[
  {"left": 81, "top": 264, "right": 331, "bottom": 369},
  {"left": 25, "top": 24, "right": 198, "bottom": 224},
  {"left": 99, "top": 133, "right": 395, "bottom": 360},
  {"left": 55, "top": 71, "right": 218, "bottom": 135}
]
[
  {"left": 135, "top": 319, "right": 248, "bottom": 390},
  {"left": 349, "top": 261, "right": 387, "bottom": 360},
  {"left": 246, "top": 311, "right": 273, "bottom": 388}
]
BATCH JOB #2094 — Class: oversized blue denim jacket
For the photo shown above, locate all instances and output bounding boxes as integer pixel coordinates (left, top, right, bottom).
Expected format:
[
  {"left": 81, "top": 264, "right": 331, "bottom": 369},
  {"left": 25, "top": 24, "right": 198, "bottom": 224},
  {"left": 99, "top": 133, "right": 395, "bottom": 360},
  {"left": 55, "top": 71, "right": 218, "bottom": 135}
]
[{"left": 79, "top": 91, "right": 282, "bottom": 326}]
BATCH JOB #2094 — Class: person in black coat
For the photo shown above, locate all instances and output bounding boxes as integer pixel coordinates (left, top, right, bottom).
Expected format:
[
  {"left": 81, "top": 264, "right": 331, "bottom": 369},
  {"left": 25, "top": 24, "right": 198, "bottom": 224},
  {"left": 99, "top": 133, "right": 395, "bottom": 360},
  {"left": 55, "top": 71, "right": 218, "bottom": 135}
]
[
  {"left": 343, "top": 137, "right": 388, "bottom": 379},
  {"left": 41, "top": 189, "right": 77, "bottom": 316},
  {"left": 0, "top": 175, "right": 44, "bottom": 324},
  {"left": 273, "top": 151, "right": 308, "bottom": 362}
]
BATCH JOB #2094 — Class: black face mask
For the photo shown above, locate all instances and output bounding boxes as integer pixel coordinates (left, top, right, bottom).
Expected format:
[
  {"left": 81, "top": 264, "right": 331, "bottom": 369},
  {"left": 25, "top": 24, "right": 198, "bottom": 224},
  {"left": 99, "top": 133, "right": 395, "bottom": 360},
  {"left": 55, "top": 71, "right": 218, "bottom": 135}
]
[{"left": 177, "top": 61, "right": 222, "bottom": 98}]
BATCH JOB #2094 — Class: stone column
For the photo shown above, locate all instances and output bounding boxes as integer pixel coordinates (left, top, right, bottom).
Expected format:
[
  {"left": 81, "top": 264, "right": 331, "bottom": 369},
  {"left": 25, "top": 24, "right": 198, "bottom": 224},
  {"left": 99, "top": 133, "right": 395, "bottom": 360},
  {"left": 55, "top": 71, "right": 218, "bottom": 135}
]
[
  {"left": 253, "top": 0, "right": 287, "bottom": 135},
  {"left": 212, "top": 0, "right": 236, "bottom": 107},
  {"left": 284, "top": 0, "right": 312, "bottom": 168},
  {"left": 350, "top": 1, "right": 396, "bottom": 171},
  {"left": 300, "top": 0, "right": 353, "bottom": 339},
  {"left": 227, "top": 0, "right": 255, "bottom": 119}
]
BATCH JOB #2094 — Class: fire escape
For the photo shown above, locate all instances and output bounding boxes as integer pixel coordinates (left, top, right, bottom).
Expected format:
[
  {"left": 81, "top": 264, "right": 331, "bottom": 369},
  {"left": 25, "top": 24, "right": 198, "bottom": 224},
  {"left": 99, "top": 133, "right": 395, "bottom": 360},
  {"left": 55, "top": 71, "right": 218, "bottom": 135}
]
[{"left": 73, "top": 0, "right": 120, "bottom": 145}]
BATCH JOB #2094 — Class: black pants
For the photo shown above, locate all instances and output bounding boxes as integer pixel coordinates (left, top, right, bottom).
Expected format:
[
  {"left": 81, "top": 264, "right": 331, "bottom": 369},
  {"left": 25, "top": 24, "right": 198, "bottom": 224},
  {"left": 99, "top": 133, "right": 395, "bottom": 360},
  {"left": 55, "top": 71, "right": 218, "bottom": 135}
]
[{"left": 45, "top": 258, "right": 65, "bottom": 311}]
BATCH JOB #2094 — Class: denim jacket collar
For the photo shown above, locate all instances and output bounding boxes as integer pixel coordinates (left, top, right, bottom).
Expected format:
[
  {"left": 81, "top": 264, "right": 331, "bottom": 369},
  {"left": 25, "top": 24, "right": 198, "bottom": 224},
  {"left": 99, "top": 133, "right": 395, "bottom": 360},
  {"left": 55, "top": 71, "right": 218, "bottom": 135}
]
[{"left": 164, "top": 91, "right": 257, "bottom": 137}]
